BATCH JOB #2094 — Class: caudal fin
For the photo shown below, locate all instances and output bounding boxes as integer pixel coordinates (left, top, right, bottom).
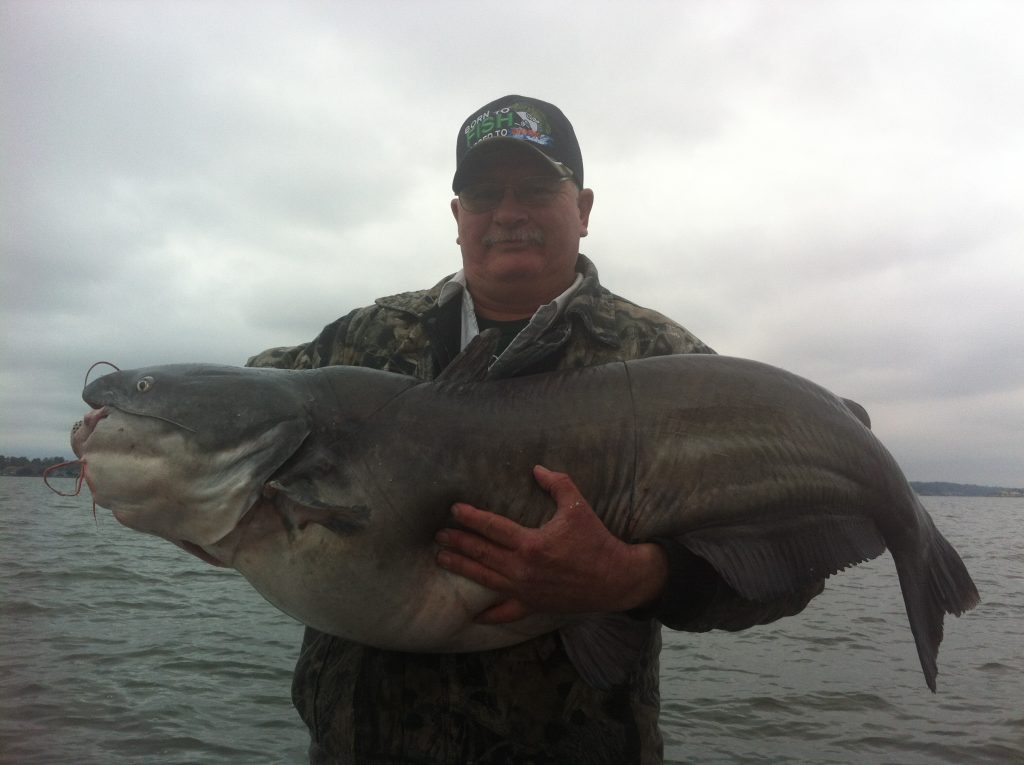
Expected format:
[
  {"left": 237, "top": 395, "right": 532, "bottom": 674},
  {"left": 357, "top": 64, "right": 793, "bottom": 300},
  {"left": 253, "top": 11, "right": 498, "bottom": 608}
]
[{"left": 894, "top": 510, "right": 980, "bottom": 692}]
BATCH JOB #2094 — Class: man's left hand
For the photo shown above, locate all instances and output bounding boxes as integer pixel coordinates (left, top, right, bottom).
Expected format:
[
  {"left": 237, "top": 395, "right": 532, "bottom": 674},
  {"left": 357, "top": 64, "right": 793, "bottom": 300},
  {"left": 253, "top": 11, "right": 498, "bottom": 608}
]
[{"left": 435, "top": 465, "right": 668, "bottom": 624}]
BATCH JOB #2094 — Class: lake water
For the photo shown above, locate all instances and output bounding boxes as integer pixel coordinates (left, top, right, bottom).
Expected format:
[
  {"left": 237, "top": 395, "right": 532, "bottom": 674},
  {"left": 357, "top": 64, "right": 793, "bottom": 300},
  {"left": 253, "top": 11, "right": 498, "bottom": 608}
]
[{"left": 1, "top": 478, "right": 1021, "bottom": 764}]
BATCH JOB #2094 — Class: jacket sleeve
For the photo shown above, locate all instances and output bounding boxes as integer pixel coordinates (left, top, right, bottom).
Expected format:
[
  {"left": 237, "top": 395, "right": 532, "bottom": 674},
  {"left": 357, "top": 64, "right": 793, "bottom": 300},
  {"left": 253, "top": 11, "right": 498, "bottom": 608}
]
[
  {"left": 246, "top": 343, "right": 314, "bottom": 370},
  {"left": 245, "top": 308, "right": 366, "bottom": 370}
]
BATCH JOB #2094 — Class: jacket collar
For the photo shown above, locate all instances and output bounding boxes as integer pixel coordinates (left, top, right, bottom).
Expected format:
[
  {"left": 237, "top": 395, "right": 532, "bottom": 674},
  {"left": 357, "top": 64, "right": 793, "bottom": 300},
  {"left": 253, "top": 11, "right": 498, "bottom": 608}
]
[{"left": 375, "top": 254, "right": 621, "bottom": 349}]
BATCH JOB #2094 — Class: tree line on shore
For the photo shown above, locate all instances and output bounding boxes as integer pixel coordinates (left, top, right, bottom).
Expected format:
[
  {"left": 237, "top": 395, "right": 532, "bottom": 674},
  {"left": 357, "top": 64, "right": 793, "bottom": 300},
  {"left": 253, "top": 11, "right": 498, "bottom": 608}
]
[
  {"left": 908, "top": 481, "right": 1023, "bottom": 498},
  {"left": 1, "top": 455, "right": 76, "bottom": 477}
]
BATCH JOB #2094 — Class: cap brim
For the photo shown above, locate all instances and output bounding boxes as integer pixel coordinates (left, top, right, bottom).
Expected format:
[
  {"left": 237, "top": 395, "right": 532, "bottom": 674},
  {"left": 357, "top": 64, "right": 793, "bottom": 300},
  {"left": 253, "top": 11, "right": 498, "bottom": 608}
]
[{"left": 452, "top": 138, "right": 573, "bottom": 192}]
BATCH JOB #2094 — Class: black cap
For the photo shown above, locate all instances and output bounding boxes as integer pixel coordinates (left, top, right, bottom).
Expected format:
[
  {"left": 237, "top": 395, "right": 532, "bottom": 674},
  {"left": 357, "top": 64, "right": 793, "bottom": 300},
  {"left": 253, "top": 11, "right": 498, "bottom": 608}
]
[{"left": 452, "top": 95, "right": 584, "bottom": 192}]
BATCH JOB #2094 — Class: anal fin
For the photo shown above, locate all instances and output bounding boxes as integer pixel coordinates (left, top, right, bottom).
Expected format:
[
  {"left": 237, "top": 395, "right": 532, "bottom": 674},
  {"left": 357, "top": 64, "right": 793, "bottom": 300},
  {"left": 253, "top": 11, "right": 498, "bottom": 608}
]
[{"left": 681, "top": 511, "right": 887, "bottom": 602}]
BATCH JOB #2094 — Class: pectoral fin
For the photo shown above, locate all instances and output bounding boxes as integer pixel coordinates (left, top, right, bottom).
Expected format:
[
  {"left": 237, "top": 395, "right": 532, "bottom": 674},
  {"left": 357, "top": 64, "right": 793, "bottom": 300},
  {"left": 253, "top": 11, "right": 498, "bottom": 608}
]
[{"left": 268, "top": 476, "right": 371, "bottom": 535}]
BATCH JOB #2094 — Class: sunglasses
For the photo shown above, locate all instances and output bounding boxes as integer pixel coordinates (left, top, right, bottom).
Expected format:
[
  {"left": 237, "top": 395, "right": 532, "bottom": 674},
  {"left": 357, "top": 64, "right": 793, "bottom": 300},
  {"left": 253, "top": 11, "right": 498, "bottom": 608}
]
[{"left": 457, "top": 176, "right": 575, "bottom": 213}]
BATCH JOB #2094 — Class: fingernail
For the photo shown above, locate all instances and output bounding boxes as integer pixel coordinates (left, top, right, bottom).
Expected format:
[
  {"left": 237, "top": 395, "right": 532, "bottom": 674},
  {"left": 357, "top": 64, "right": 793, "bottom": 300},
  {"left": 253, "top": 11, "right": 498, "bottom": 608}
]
[{"left": 436, "top": 530, "right": 450, "bottom": 546}]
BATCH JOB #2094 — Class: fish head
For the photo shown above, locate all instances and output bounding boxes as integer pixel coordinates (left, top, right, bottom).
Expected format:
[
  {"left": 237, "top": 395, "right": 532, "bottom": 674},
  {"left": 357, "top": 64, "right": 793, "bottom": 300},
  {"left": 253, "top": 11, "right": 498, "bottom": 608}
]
[{"left": 72, "top": 364, "right": 310, "bottom": 548}]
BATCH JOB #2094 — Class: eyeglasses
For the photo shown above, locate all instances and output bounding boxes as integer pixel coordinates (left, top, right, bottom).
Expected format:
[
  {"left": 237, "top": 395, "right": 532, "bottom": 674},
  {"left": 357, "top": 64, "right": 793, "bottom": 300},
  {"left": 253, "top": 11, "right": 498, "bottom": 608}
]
[{"left": 457, "top": 176, "right": 575, "bottom": 213}]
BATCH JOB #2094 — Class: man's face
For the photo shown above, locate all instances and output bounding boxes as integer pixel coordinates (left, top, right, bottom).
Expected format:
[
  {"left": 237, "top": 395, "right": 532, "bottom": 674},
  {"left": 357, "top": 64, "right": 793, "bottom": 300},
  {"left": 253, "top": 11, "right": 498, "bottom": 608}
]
[{"left": 450, "top": 146, "right": 594, "bottom": 304}]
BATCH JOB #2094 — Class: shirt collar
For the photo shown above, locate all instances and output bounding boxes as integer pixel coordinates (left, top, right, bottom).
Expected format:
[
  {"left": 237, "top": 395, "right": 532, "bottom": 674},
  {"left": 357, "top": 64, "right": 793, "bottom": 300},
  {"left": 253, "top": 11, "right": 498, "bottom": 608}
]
[{"left": 438, "top": 269, "right": 585, "bottom": 352}]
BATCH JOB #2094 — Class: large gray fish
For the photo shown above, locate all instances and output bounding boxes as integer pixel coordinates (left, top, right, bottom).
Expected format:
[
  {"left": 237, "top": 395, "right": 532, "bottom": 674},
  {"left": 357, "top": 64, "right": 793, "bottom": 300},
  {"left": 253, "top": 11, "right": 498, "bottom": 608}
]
[{"left": 66, "top": 336, "right": 978, "bottom": 691}]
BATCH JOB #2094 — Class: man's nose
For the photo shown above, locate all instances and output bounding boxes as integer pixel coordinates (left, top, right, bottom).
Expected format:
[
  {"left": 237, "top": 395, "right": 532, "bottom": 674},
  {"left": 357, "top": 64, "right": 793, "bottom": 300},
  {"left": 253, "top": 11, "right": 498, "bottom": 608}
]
[{"left": 491, "top": 186, "right": 529, "bottom": 223}]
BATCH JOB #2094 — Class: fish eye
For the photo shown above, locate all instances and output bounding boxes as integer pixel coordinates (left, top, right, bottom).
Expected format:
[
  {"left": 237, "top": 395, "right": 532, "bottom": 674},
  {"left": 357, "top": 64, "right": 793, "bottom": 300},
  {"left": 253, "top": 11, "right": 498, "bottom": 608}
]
[{"left": 136, "top": 376, "right": 155, "bottom": 393}]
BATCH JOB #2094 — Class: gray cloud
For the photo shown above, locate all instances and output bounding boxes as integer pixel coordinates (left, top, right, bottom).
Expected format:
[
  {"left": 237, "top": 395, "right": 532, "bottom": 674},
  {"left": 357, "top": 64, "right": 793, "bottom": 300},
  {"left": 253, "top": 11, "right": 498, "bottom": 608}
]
[{"left": 2, "top": 0, "right": 1021, "bottom": 486}]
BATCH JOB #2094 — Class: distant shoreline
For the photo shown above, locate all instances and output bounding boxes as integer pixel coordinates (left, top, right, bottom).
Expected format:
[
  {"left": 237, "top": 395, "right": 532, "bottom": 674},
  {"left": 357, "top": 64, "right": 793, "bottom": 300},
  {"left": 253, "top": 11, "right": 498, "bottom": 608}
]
[
  {"left": 2, "top": 456, "right": 79, "bottom": 478},
  {"left": 3, "top": 455, "right": 1020, "bottom": 497},
  {"left": 908, "top": 482, "right": 1024, "bottom": 498}
]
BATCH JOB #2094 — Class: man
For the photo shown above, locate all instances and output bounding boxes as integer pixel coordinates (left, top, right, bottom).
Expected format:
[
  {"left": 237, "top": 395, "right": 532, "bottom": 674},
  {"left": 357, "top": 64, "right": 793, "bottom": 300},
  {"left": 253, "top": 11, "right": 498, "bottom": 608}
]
[{"left": 249, "top": 95, "right": 820, "bottom": 764}]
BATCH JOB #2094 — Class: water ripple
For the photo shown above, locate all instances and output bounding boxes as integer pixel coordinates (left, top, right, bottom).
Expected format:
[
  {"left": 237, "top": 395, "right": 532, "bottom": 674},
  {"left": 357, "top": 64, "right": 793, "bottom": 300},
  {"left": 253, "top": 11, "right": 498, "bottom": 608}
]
[{"left": 3, "top": 480, "right": 1022, "bottom": 764}]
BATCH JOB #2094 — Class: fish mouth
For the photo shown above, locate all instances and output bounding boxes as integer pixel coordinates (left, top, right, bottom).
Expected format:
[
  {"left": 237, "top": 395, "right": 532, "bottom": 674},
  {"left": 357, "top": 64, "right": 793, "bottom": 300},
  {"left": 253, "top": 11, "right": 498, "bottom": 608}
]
[
  {"left": 71, "top": 403, "right": 196, "bottom": 460},
  {"left": 71, "top": 406, "right": 109, "bottom": 457}
]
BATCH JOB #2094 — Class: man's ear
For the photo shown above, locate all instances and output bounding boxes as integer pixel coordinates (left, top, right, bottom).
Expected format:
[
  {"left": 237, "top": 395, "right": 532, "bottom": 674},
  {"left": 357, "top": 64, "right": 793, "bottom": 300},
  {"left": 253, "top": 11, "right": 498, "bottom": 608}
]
[
  {"left": 451, "top": 198, "right": 462, "bottom": 244},
  {"left": 577, "top": 188, "right": 594, "bottom": 238}
]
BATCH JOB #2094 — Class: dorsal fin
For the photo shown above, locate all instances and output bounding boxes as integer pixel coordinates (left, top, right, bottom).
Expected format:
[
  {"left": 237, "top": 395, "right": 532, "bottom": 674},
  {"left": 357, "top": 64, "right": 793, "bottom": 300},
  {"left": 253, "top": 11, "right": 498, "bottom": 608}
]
[{"left": 435, "top": 329, "right": 501, "bottom": 384}]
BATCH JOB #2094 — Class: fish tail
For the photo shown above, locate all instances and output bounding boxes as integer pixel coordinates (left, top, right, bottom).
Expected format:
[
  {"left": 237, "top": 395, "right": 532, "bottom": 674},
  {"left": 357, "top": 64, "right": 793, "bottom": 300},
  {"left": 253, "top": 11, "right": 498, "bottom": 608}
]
[{"left": 894, "top": 507, "right": 980, "bottom": 692}]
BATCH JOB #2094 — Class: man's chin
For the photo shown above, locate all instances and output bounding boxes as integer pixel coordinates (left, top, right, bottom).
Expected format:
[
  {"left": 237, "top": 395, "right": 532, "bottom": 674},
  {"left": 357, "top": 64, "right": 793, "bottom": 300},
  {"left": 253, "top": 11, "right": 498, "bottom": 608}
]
[
  {"left": 488, "top": 241, "right": 542, "bottom": 255},
  {"left": 487, "top": 255, "right": 550, "bottom": 282}
]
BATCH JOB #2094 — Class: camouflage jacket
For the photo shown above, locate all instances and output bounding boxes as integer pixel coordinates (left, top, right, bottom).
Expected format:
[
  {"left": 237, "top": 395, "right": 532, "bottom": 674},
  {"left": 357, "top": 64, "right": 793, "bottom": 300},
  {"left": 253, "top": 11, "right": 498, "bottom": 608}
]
[{"left": 248, "top": 255, "right": 820, "bottom": 765}]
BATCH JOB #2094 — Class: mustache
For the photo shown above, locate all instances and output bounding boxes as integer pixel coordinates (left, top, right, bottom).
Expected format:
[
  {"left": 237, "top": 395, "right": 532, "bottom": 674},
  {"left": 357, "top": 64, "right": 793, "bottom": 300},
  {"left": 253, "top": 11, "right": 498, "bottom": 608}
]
[{"left": 483, "top": 230, "right": 545, "bottom": 247}]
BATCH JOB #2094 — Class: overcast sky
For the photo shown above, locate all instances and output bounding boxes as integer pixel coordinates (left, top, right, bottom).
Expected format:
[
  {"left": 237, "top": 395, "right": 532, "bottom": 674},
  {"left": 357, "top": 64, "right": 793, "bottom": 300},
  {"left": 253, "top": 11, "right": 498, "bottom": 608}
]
[{"left": 2, "top": 0, "right": 1021, "bottom": 487}]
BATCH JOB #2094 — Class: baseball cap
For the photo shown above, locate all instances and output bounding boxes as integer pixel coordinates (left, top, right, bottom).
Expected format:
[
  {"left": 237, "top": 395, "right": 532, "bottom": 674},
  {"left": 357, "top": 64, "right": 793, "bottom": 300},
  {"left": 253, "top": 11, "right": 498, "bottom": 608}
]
[{"left": 452, "top": 95, "right": 584, "bottom": 192}]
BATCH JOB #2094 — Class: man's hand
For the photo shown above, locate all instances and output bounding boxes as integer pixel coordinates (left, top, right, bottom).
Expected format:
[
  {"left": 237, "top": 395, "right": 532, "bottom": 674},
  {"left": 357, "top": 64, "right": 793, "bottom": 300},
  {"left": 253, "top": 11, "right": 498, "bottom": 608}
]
[{"left": 434, "top": 465, "right": 668, "bottom": 624}]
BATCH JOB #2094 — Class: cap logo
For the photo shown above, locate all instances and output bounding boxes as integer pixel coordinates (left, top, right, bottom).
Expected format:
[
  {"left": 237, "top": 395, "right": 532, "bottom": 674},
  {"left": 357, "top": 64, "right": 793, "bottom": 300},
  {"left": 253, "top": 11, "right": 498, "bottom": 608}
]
[
  {"left": 463, "top": 102, "right": 554, "bottom": 151},
  {"left": 453, "top": 95, "right": 582, "bottom": 191}
]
